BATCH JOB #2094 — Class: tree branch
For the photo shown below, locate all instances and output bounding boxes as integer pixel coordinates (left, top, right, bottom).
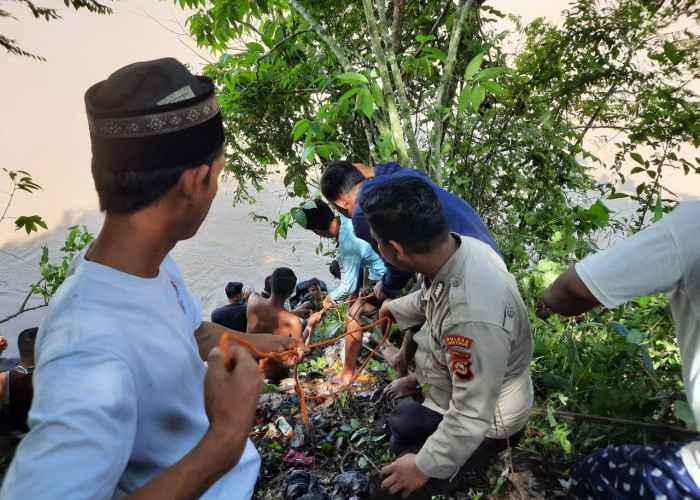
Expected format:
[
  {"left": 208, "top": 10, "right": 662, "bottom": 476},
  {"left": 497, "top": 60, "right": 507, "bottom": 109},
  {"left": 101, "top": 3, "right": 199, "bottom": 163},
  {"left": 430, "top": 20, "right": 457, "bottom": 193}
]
[
  {"left": 361, "top": 0, "right": 409, "bottom": 165},
  {"left": 0, "top": 280, "right": 47, "bottom": 325},
  {"left": 429, "top": 0, "right": 473, "bottom": 182},
  {"left": 391, "top": 0, "right": 406, "bottom": 54},
  {"left": 376, "top": 0, "right": 426, "bottom": 170},
  {"left": 255, "top": 29, "right": 314, "bottom": 80}
]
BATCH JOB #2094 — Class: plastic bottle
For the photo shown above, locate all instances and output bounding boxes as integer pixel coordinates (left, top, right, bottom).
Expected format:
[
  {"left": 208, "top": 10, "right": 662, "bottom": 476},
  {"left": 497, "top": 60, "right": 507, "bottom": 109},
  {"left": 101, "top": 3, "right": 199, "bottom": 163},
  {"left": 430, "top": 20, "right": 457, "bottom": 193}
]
[{"left": 275, "top": 416, "right": 294, "bottom": 437}]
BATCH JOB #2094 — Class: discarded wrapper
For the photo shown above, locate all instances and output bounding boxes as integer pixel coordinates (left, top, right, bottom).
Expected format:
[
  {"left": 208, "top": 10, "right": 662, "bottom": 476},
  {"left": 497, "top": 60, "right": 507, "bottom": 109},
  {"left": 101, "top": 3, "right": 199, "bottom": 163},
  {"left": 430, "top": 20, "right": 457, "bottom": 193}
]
[
  {"left": 283, "top": 448, "right": 314, "bottom": 465},
  {"left": 265, "top": 423, "right": 280, "bottom": 439}
]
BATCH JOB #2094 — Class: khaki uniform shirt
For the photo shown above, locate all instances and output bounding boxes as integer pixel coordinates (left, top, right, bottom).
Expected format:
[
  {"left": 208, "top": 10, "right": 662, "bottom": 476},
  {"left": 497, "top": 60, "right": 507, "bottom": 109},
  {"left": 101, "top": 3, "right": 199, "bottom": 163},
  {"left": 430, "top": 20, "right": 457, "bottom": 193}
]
[{"left": 387, "top": 234, "right": 533, "bottom": 479}]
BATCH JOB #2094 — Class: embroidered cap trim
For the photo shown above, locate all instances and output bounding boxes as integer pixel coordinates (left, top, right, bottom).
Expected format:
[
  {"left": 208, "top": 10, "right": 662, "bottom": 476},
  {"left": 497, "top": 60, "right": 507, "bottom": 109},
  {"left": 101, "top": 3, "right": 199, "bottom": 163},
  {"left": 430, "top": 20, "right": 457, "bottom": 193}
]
[{"left": 88, "top": 94, "right": 220, "bottom": 139}]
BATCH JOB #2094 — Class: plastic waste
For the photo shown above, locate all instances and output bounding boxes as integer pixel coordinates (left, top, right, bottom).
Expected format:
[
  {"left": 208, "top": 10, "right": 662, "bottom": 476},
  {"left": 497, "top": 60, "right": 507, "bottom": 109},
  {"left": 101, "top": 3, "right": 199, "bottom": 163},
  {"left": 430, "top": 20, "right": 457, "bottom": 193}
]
[
  {"left": 334, "top": 470, "right": 369, "bottom": 498},
  {"left": 283, "top": 470, "right": 332, "bottom": 500},
  {"left": 291, "top": 422, "right": 306, "bottom": 449},
  {"left": 283, "top": 448, "right": 314, "bottom": 465},
  {"left": 276, "top": 416, "right": 294, "bottom": 437}
]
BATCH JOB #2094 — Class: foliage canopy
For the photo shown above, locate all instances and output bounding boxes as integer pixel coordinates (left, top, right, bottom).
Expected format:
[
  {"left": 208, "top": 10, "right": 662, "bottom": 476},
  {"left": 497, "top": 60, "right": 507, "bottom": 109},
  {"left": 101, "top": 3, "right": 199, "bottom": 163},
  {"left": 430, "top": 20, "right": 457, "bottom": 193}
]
[{"left": 181, "top": 0, "right": 699, "bottom": 273}]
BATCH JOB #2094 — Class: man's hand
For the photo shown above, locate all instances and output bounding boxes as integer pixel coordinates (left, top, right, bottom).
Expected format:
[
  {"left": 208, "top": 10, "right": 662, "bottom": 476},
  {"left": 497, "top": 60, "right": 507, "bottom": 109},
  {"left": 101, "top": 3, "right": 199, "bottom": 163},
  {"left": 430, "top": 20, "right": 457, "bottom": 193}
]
[
  {"left": 204, "top": 346, "right": 263, "bottom": 435},
  {"left": 308, "top": 311, "right": 323, "bottom": 329},
  {"left": 378, "top": 299, "right": 395, "bottom": 323},
  {"left": 373, "top": 281, "right": 390, "bottom": 303},
  {"left": 0, "top": 335, "right": 7, "bottom": 354},
  {"left": 291, "top": 302, "right": 312, "bottom": 319},
  {"left": 380, "top": 453, "right": 430, "bottom": 498},
  {"left": 323, "top": 296, "right": 335, "bottom": 310},
  {"left": 247, "top": 334, "right": 309, "bottom": 366}
]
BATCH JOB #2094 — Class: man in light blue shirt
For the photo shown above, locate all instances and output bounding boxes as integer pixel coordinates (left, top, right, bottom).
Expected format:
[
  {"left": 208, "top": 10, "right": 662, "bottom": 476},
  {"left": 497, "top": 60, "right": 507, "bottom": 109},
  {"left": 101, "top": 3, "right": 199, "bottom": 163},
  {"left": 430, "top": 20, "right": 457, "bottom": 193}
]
[{"left": 298, "top": 199, "right": 386, "bottom": 382}]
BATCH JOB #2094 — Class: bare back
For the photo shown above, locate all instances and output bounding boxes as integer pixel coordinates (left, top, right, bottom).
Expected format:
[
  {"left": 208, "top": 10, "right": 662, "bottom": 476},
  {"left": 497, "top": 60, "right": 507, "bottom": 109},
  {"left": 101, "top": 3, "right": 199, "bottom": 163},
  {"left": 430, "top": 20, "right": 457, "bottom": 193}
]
[{"left": 246, "top": 293, "right": 303, "bottom": 342}]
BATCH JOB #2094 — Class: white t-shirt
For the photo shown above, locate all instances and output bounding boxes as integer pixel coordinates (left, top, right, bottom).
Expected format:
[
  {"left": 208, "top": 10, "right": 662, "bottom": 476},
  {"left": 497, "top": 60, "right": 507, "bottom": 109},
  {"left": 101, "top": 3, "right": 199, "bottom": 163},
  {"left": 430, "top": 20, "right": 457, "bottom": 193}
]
[
  {"left": 575, "top": 200, "right": 700, "bottom": 486},
  {"left": 0, "top": 249, "right": 260, "bottom": 500}
]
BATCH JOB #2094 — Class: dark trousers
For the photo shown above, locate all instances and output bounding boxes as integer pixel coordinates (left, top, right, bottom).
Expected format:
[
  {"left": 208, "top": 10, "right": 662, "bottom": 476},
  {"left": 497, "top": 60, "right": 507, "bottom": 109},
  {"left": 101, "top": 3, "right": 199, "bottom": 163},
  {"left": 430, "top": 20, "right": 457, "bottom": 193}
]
[{"left": 371, "top": 399, "right": 525, "bottom": 500}]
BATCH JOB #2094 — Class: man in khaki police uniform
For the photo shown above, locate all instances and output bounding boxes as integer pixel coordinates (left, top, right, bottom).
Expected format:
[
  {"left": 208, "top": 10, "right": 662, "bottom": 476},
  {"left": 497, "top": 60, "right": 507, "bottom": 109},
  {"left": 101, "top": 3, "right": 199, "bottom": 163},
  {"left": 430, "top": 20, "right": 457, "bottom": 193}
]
[{"left": 362, "top": 176, "right": 533, "bottom": 500}]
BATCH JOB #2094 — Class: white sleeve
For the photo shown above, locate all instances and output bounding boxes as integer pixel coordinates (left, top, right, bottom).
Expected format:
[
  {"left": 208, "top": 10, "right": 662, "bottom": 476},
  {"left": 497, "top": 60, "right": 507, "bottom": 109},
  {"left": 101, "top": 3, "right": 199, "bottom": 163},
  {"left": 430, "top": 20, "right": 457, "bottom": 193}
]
[
  {"left": 0, "top": 349, "right": 137, "bottom": 500},
  {"left": 575, "top": 217, "right": 682, "bottom": 309}
]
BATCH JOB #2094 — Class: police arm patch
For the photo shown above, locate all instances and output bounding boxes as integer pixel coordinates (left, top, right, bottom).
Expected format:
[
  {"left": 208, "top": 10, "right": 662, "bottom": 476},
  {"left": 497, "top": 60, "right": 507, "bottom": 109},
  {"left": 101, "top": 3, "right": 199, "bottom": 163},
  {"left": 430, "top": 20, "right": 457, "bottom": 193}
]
[{"left": 445, "top": 335, "right": 474, "bottom": 381}]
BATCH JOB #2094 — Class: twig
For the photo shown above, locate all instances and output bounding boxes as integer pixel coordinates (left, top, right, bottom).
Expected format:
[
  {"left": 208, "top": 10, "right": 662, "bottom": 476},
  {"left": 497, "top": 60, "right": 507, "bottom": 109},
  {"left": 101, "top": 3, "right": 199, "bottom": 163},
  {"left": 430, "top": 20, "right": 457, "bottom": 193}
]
[
  {"left": 496, "top": 404, "right": 514, "bottom": 474},
  {"left": 531, "top": 407, "right": 700, "bottom": 439}
]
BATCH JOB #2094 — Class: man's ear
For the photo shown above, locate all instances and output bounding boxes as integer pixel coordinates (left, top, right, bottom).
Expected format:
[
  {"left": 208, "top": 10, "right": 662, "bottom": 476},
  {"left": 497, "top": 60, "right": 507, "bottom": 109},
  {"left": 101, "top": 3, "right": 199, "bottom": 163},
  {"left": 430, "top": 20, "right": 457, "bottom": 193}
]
[
  {"left": 177, "top": 164, "right": 210, "bottom": 203},
  {"left": 388, "top": 240, "right": 406, "bottom": 261},
  {"left": 334, "top": 197, "right": 350, "bottom": 212}
]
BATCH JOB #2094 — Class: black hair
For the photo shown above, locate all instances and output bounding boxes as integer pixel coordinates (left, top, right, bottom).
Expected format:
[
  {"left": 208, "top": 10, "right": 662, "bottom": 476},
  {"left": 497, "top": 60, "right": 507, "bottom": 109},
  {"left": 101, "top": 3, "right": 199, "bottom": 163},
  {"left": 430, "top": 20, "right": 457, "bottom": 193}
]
[
  {"left": 225, "top": 281, "right": 243, "bottom": 299},
  {"left": 263, "top": 275, "right": 272, "bottom": 293},
  {"left": 91, "top": 145, "right": 223, "bottom": 213},
  {"left": 17, "top": 327, "right": 38, "bottom": 360},
  {"left": 307, "top": 278, "right": 321, "bottom": 289},
  {"left": 271, "top": 267, "right": 297, "bottom": 296},
  {"left": 301, "top": 199, "right": 335, "bottom": 231},
  {"left": 329, "top": 259, "right": 341, "bottom": 279},
  {"left": 360, "top": 176, "right": 448, "bottom": 254},
  {"left": 320, "top": 161, "right": 366, "bottom": 202}
]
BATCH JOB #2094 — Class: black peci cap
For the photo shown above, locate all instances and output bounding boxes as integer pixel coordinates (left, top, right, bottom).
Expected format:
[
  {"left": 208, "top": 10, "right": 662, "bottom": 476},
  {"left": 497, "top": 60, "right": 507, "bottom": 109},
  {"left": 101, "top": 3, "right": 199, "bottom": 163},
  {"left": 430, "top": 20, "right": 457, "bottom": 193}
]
[{"left": 85, "top": 58, "right": 224, "bottom": 172}]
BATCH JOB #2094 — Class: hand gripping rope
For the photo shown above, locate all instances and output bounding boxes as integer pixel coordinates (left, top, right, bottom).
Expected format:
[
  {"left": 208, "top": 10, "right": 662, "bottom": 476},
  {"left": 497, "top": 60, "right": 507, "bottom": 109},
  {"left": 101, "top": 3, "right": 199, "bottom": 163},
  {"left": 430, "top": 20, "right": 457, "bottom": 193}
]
[{"left": 220, "top": 294, "right": 393, "bottom": 431}]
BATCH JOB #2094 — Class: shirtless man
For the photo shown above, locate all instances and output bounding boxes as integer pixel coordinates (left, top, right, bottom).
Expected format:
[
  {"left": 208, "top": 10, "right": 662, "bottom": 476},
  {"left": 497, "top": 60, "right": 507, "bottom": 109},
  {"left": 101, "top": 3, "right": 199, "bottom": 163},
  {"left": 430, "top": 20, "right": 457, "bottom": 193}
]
[{"left": 247, "top": 267, "right": 304, "bottom": 381}]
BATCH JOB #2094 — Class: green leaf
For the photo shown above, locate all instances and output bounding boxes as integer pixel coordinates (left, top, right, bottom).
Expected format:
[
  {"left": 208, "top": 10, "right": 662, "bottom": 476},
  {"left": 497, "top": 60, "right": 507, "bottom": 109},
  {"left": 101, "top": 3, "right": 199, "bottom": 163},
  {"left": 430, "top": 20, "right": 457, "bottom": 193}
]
[
  {"left": 316, "top": 144, "right": 329, "bottom": 159},
  {"left": 481, "top": 80, "right": 506, "bottom": 95},
  {"left": 308, "top": 120, "right": 322, "bottom": 137},
  {"left": 630, "top": 152, "right": 645, "bottom": 165},
  {"left": 246, "top": 42, "right": 265, "bottom": 53},
  {"left": 356, "top": 87, "right": 373, "bottom": 118},
  {"left": 640, "top": 347, "right": 657, "bottom": 381},
  {"left": 292, "top": 209, "right": 307, "bottom": 228},
  {"left": 663, "top": 41, "right": 682, "bottom": 65},
  {"left": 336, "top": 72, "right": 369, "bottom": 85},
  {"left": 293, "top": 180, "right": 307, "bottom": 196},
  {"left": 608, "top": 321, "right": 629, "bottom": 336},
  {"left": 416, "top": 34, "right": 436, "bottom": 43},
  {"left": 370, "top": 82, "right": 385, "bottom": 109},
  {"left": 421, "top": 47, "right": 446, "bottom": 61},
  {"left": 674, "top": 400, "right": 698, "bottom": 430},
  {"left": 473, "top": 66, "right": 505, "bottom": 82},
  {"left": 15, "top": 215, "right": 48, "bottom": 234},
  {"left": 626, "top": 329, "right": 643, "bottom": 344},
  {"left": 464, "top": 52, "right": 484, "bottom": 79},
  {"left": 291, "top": 119, "right": 309, "bottom": 141},
  {"left": 458, "top": 87, "right": 472, "bottom": 115},
  {"left": 301, "top": 145, "right": 315, "bottom": 163},
  {"left": 338, "top": 87, "right": 361, "bottom": 103},
  {"left": 471, "top": 85, "right": 486, "bottom": 112}
]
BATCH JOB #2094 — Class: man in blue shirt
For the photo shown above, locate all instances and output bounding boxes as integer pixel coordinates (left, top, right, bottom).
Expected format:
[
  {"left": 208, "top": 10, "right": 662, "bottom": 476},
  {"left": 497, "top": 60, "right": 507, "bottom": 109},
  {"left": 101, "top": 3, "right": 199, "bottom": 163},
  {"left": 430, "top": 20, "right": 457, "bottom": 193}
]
[{"left": 320, "top": 161, "right": 501, "bottom": 380}]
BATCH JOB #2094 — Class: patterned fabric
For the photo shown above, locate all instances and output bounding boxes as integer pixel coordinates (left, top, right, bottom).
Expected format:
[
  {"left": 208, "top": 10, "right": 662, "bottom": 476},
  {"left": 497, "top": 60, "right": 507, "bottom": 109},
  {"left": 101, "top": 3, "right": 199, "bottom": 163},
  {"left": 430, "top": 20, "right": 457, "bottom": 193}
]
[
  {"left": 570, "top": 441, "right": 700, "bottom": 500},
  {"left": 88, "top": 93, "right": 220, "bottom": 138}
]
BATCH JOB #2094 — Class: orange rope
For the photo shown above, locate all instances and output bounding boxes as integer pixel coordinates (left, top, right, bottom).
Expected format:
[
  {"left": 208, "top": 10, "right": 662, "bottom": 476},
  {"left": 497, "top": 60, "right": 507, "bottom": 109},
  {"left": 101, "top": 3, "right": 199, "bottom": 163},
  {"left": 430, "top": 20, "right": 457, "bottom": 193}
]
[{"left": 220, "top": 294, "right": 393, "bottom": 431}]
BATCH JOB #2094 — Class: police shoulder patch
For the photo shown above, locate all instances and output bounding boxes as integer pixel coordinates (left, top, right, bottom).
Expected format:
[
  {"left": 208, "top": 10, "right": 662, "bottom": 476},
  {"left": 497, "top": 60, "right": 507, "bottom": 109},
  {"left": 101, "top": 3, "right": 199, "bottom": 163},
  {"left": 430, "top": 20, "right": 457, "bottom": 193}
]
[
  {"left": 449, "top": 350, "right": 474, "bottom": 381},
  {"left": 445, "top": 335, "right": 473, "bottom": 350},
  {"left": 445, "top": 335, "right": 474, "bottom": 381}
]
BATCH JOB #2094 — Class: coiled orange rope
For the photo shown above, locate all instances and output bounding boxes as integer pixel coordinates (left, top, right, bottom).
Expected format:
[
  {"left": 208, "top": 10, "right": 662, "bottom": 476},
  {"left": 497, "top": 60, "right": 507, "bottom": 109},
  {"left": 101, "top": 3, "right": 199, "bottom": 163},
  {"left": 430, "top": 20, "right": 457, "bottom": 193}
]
[{"left": 220, "top": 294, "right": 393, "bottom": 431}]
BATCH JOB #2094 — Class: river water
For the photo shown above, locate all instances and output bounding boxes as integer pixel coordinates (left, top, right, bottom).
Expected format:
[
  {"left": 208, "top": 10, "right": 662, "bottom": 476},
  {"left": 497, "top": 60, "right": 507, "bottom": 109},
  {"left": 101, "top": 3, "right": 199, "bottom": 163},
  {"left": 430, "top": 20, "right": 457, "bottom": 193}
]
[{"left": 0, "top": 180, "right": 333, "bottom": 358}]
